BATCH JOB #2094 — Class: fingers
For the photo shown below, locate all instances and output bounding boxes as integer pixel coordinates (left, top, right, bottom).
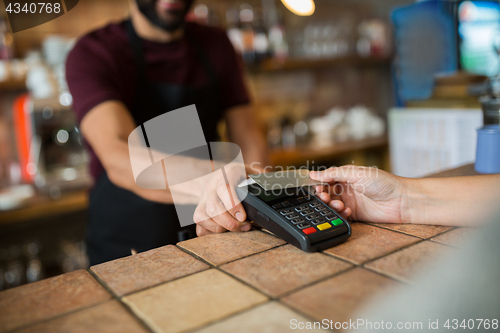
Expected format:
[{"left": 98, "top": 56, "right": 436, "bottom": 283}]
[
  {"left": 314, "top": 184, "right": 326, "bottom": 194},
  {"left": 328, "top": 200, "right": 352, "bottom": 219},
  {"left": 216, "top": 182, "right": 247, "bottom": 223},
  {"left": 212, "top": 209, "right": 251, "bottom": 232},
  {"left": 329, "top": 199, "right": 345, "bottom": 212},
  {"left": 196, "top": 224, "right": 213, "bottom": 237},
  {"left": 317, "top": 192, "right": 330, "bottom": 203},
  {"left": 196, "top": 218, "right": 227, "bottom": 234},
  {"left": 338, "top": 207, "right": 352, "bottom": 219},
  {"left": 195, "top": 198, "right": 251, "bottom": 233}
]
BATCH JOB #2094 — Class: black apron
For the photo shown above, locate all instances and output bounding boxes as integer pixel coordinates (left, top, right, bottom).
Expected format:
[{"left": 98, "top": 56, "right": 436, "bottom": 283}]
[{"left": 86, "top": 20, "right": 224, "bottom": 265}]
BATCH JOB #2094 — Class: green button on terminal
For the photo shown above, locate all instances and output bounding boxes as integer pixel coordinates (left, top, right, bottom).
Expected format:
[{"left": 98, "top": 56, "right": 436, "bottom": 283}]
[{"left": 331, "top": 219, "right": 343, "bottom": 226}]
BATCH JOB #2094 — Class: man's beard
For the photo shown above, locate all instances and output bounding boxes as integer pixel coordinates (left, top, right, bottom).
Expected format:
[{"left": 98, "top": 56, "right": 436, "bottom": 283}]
[{"left": 136, "top": 0, "right": 192, "bottom": 32}]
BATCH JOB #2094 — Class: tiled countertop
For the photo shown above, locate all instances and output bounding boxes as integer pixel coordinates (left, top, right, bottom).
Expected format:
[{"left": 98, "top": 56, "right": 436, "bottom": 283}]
[{"left": 0, "top": 165, "right": 481, "bottom": 333}]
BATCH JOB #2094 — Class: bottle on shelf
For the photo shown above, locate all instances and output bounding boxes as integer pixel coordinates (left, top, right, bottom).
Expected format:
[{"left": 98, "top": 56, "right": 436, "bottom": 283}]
[
  {"left": 253, "top": 8, "right": 270, "bottom": 63},
  {"left": 267, "top": 8, "right": 288, "bottom": 60},
  {"left": 0, "top": 17, "right": 14, "bottom": 60},
  {"left": 226, "top": 7, "right": 243, "bottom": 54},
  {"left": 239, "top": 4, "right": 256, "bottom": 64}
]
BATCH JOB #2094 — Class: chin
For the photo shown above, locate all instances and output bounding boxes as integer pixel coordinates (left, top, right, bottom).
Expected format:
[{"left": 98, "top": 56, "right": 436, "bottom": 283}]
[{"left": 136, "top": 0, "right": 193, "bottom": 32}]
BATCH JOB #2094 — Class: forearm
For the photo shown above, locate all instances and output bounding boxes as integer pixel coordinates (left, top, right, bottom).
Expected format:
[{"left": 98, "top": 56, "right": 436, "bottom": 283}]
[
  {"left": 100, "top": 140, "right": 213, "bottom": 204},
  {"left": 402, "top": 175, "right": 500, "bottom": 226},
  {"left": 225, "top": 105, "right": 271, "bottom": 173},
  {"left": 240, "top": 138, "right": 271, "bottom": 173}
]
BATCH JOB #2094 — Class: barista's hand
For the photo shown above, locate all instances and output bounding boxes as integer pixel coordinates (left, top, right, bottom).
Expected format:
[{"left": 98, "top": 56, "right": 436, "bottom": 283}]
[
  {"left": 194, "top": 163, "right": 262, "bottom": 237},
  {"left": 310, "top": 165, "right": 408, "bottom": 223}
]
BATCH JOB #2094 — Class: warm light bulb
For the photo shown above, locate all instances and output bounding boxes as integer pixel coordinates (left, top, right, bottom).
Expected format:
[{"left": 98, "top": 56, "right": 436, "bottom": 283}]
[{"left": 281, "top": 0, "right": 315, "bottom": 16}]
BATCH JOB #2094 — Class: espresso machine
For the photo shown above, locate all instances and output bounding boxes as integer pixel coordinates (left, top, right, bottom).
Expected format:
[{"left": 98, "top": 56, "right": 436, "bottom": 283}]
[{"left": 13, "top": 94, "right": 92, "bottom": 197}]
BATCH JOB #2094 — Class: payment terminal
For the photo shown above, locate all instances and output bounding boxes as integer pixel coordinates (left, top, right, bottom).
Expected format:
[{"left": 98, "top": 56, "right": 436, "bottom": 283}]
[{"left": 236, "top": 183, "right": 351, "bottom": 252}]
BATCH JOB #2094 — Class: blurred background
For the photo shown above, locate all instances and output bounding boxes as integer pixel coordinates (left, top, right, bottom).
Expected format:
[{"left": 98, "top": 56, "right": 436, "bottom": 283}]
[{"left": 0, "top": 0, "right": 498, "bottom": 289}]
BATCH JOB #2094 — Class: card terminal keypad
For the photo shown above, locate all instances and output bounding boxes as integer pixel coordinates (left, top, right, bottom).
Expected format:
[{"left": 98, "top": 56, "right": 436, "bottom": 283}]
[{"left": 272, "top": 193, "right": 344, "bottom": 236}]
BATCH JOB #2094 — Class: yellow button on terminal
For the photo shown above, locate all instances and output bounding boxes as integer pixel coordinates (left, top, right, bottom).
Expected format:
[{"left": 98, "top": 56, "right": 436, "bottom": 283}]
[{"left": 317, "top": 223, "right": 332, "bottom": 231}]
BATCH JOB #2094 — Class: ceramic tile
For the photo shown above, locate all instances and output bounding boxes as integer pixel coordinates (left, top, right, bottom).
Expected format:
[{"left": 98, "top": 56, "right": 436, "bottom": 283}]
[
  {"left": 16, "top": 301, "right": 148, "bottom": 333},
  {"left": 371, "top": 223, "right": 452, "bottom": 239},
  {"left": 195, "top": 301, "right": 329, "bottom": 333},
  {"left": 123, "top": 269, "right": 268, "bottom": 333},
  {"left": 431, "top": 227, "right": 479, "bottom": 248},
  {"left": 221, "top": 244, "right": 352, "bottom": 297},
  {"left": 282, "top": 268, "right": 398, "bottom": 324},
  {"left": 323, "top": 223, "right": 420, "bottom": 264},
  {"left": 365, "top": 241, "right": 453, "bottom": 282},
  {"left": 91, "top": 245, "right": 209, "bottom": 296},
  {"left": 178, "top": 230, "right": 285, "bottom": 265},
  {"left": 0, "top": 270, "right": 111, "bottom": 333}
]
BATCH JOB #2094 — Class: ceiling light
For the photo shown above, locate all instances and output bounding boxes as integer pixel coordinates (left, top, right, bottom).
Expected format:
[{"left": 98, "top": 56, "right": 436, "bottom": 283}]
[{"left": 281, "top": 0, "right": 315, "bottom": 16}]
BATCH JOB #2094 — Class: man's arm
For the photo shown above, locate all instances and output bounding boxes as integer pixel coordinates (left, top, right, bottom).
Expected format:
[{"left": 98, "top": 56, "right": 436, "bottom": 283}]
[
  {"left": 225, "top": 104, "right": 270, "bottom": 172},
  {"left": 80, "top": 100, "right": 178, "bottom": 203},
  {"left": 81, "top": 100, "right": 252, "bottom": 234}
]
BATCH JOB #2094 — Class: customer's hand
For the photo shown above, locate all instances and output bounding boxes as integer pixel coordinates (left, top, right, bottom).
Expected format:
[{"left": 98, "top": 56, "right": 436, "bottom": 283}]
[
  {"left": 310, "top": 165, "right": 409, "bottom": 223},
  {"left": 193, "top": 163, "right": 261, "bottom": 236}
]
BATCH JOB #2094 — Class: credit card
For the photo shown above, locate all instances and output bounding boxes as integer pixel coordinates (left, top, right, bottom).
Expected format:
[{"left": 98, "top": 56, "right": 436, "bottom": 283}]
[{"left": 238, "top": 169, "right": 323, "bottom": 191}]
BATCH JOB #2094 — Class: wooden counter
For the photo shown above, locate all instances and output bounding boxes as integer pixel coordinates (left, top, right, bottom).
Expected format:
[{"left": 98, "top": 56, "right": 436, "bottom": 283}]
[
  {"left": 269, "top": 136, "right": 388, "bottom": 167},
  {"left": 0, "top": 190, "right": 88, "bottom": 226},
  {"left": 0, "top": 165, "right": 484, "bottom": 333}
]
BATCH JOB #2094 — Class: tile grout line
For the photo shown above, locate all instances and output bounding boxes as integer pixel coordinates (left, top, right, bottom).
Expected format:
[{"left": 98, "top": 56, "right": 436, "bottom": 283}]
[
  {"left": 277, "top": 266, "right": 357, "bottom": 299},
  {"left": 214, "top": 266, "right": 272, "bottom": 299},
  {"left": 118, "top": 268, "right": 212, "bottom": 298},
  {"left": 183, "top": 301, "right": 269, "bottom": 333},
  {"left": 359, "top": 237, "right": 459, "bottom": 284},
  {"left": 174, "top": 243, "right": 355, "bottom": 331},
  {"left": 6, "top": 299, "right": 111, "bottom": 333},
  {"left": 86, "top": 268, "right": 120, "bottom": 299},
  {"left": 361, "top": 221, "right": 457, "bottom": 240},
  {"left": 216, "top": 242, "right": 288, "bottom": 266},
  {"left": 174, "top": 245, "right": 216, "bottom": 268},
  {"left": 277, "top": 301, "right": 337, "bottom": 332},
  {"left": 86, "top": 268, "right": 155, "bottom": 333},
  {"left": 178, "top": 266, "right": 275, "bottom": 333},
  {"left": 200, "top": 266, "right": 340, "bottom": 333},
  {"left": 5, "top": 269, "right": 116, "bottom": 333},
  {"left": 359, "top": 222, "right": 429, "bottom": 239},
  {"left": 320, "top": 237, "right": 426, "bottom": 267},
  {"left": 428, "top": 239, "right": 461, "bottom": 249},
  {"left": 176, "top": 241, "right": 287, "bottom": 267},
  {"left": 361, "top": 265, "right": 413, "bottom": 285},
  {"left": 215, "top": 264, "right": 355, "bottom": 331},
  {"left": 88, "top": 241, "right": 290, "bottom": 301},
  {"left": 353, "top": 238, "right": 427, "bottom": 267}
]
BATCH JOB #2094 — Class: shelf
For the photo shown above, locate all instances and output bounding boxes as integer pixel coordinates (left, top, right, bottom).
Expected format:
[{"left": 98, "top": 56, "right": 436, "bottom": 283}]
[
  {"left": 246, "top": 55, "right": 392, "bottom": 73},
  {"left": 0, "top": 77, "right": 27, "bottom": 92},
  {"left": 0, "top": 190, "right": 88, "bottom": 226},
  {"left": 270, "top": 135, "right": 388, "bottom": 166}
]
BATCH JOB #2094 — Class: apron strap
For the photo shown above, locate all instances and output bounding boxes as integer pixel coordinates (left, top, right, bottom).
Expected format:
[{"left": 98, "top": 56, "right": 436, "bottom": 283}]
[
  {"left": 185, "top": 29, "right": 218, "bottom": 85},
  {"left": 125, "top": 19, "right": 218, "bottom": 86},
  {"left": 126, "top": 19, "right": 147, "bottom": 83}
]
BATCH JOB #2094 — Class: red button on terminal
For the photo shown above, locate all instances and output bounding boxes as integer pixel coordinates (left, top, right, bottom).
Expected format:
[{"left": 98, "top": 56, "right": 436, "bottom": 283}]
[{"left": 303, "top": 227, "right": 316, "bottom": 235}]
